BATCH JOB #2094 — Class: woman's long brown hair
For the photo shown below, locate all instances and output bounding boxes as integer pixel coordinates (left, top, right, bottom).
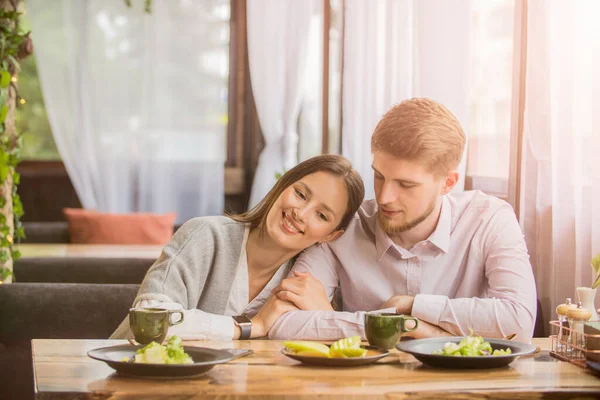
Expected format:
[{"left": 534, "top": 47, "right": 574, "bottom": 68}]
[{"left": 229, "top": 154, "right": 364, "bottom": 232}]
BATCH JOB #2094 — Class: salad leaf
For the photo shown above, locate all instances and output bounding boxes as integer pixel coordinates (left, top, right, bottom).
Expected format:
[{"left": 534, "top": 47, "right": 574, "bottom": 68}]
[
  {"left": 132, "top": 336, "right": 193, "bottom": 364},
  {"left": 432, "top": 330, "right": 512, "bottom": 357}
]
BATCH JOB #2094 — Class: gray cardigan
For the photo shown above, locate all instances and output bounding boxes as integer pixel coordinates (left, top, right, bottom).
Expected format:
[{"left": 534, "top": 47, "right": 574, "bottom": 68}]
[{"left": 111, "top": 216, "right": 279, "bottom": 339}]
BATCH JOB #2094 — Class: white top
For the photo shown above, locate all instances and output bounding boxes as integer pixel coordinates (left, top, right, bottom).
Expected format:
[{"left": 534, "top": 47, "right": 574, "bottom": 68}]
[{"left": 136, "top": 226, "right": 289, "bottom": 340}]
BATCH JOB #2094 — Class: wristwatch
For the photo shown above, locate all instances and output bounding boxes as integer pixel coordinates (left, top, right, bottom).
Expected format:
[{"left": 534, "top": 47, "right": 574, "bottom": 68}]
[{"left": 233, "top": 314, "right": 252, "bottom": 340}]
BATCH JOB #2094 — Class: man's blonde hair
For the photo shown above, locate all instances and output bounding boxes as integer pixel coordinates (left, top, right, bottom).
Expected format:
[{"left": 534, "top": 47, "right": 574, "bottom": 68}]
[{"left": 371, "top": 98, "right": 466, "bottom": 177}]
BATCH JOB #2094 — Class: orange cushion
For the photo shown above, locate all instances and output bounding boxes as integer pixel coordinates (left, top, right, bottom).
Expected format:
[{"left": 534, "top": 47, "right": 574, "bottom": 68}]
[{"left": 63, "top": 208, "right": 176, "bottom": 245}]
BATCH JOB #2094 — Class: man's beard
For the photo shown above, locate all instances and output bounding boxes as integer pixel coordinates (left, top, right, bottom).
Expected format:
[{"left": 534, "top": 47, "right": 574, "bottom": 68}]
[{"left": 378, "top": 196, "right": 437, "bottom": 235}]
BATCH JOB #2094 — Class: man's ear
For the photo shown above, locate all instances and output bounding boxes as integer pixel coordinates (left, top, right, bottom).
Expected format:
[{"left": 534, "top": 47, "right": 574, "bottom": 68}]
[
  {"left": 322, "top": 229, "right": 345, "bottom": 243},
  {"left": 441, "top": 170, "right": 459, "bottom": 195}
]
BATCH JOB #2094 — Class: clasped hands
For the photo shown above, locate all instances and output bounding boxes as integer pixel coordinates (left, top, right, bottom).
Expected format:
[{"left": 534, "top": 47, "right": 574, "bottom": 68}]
[{"left": 247, "top": 271, "right": 332, "bottom": 338}]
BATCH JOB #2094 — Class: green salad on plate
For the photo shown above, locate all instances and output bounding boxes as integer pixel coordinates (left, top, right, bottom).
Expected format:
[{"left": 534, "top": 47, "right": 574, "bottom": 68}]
[
  {"left": 432, "top": 330, "right": 512, "bottom": 357},
  {"left": 123, "top": 336, "right": 193, "bottom": 364}
]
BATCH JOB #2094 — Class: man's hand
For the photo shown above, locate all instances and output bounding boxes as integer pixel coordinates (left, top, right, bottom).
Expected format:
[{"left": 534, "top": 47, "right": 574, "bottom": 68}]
[
  {"left": 271, "top": 271, "right": 333, "bottom": 311},
  {"left": 246, "top": 295, "right": 299, "bottom": 338},
  {"left": 380, "top": 295, "right": 415, "bottom": 315},
  {"left": 403, "top": 320, "right": 450, "bottom": 339}
]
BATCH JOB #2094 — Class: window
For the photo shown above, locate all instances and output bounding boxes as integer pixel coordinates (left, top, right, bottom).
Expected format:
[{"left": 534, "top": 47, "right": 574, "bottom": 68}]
[
  {"left": 16, "top": 1, "right": 231, "bottom": 163},
  {"left": 466, "top": 0, "right": 515, "bottom": 197},
  {"left": 15, "top": 1, "right": 252, "bottom": 219},
  {"left": 16, "top": 12, "right": 60, "bottom": 160},
  {"left": 298, "top": 0, "right": 343, "bottom": 161}
]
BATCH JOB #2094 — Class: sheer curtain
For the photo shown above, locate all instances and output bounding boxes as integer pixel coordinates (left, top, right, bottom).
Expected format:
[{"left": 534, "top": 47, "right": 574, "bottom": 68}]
[
  {"left": 520, "top": 0, "right": 600, "bottom": 331},
  {"left": 27, "top": 0, "right": 229, "bottom": 222},
  {"left": 343, "top": 0, "right": 471, "bottom": 199},
  {"left": 246, "top": 0, "right": 316, "bottom": 208}
]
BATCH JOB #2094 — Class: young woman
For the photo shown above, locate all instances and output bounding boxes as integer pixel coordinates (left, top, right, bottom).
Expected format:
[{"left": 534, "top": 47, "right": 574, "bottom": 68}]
[{"left": 111, "top": 154, "right": 364, "bottom": 340}]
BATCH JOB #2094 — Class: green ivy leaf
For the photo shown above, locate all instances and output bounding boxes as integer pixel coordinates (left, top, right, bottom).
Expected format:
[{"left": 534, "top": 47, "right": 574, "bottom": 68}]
[
  {"left": 0, "top": 250, "right": 8, "bottom": 262},
  {"left": 0, "top": 11, "right": 20, "bottom": 20},
  {"left": 13, "top": 194, "right": 23, "bottom": 218},
  {"left": 15, "top": 225, "right": 25, "bottom": 239},
  {"left": 0, "top": 148, "right": 8, "bottom": 165},
  {"left": 8, "top": 154, "right": 19, "bottom": 168},
  {"left": 0, "top": 164, "right": 8, "bottom": 182},
  {"left": 0, "top": 266, "right": 12, "bottom": 281},
  {"left": 0, "top": 88, "right": 7, "bottom": 106},
  {"left": 123, "top": 0, "right": 152, "bottom": 13},
  {"left": 0, "top": 225, "right": 9, "bottom": 236},
  {"left": 0, "top": 104, "right": 7, "bottom": 123},
  {"left": 12, "top": 170, "right": 19, "bottom": 185},
  {"left": 11, "top": 249, "right": 20, "bottom": 261},
  {"left": 0, "top": 70, "right": 9, "bottom": 88},
  {"left": 0, "top": 197, "right": 5, "bottom": 208}
]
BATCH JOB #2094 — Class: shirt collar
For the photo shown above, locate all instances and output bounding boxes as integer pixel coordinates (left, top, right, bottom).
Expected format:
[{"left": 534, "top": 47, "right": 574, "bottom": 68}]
[
  {"left": 427, "top": 195, "right": 451, "bottom": 253},
  {"left": 374, "top": 195, "right": 451, "bottom": 258},
  {"left": 375, "top": 216, "right": 396, "bottom": 261}
]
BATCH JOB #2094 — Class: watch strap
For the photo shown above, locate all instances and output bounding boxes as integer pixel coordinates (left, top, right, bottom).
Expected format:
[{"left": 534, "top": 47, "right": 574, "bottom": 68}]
[{"left": 234, "top": 315, "right": 252, "bottom": 340}]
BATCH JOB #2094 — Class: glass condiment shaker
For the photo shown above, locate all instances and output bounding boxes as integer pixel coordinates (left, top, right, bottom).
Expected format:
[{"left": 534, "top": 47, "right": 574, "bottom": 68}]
[
  {"left": 556, "top": 298, "right": 577, "bottom": 354},
  {"left": 567, "top": 302, "right": 592, "bottom": 358}
]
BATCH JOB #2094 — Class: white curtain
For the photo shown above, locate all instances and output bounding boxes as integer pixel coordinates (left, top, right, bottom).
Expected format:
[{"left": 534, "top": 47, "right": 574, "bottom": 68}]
[
  {"left": 27, "top": 0, "right": 229, "bottom": 222},
  {"left": 343, "top": 0, "right": 471, "bottom": 199},
  {"left": 246, "top": 0, "right": 315, "bottom": 208},
  {"left": 520, "top": 0, "right": 600, "bottom": 332}
]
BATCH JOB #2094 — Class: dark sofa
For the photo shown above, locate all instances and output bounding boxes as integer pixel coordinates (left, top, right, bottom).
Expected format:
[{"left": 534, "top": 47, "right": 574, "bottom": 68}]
[
  {"left": 0, "top": 283, "right": 139, "bottom": 400},
  {"left": 14, "top": 257, "right": 154, "bottom": 284}
]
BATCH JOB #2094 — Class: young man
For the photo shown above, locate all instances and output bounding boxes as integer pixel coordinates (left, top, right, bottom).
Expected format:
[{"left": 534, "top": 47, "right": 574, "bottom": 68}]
[{"left": 268, "top": 98, "right": 537, "bottom": 342}]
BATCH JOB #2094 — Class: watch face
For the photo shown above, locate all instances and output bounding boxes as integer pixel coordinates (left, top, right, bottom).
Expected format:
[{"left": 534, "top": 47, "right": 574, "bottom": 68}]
[{"left": 233, "top": 315, "right": 251, "bottom": 325}]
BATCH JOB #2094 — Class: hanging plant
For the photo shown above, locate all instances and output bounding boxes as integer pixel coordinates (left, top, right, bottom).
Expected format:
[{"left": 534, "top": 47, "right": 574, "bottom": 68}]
[{"left": 0, "top": 4, "right": 33, "bottom": 282}]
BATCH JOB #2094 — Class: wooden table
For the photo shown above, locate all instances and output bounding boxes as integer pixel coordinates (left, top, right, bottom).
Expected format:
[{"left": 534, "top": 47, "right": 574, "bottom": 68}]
[
  {"left": 18, "top": 244, "right": 163, "bottom": 259},
  {"left": 32, "top": 338, "right": 600, "bottom": 399}
]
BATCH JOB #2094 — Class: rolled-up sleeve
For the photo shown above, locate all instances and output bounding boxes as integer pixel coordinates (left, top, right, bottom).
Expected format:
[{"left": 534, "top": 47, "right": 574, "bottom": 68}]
[{"left": 411, "top": 205, "right": 537, "bottom": 342}]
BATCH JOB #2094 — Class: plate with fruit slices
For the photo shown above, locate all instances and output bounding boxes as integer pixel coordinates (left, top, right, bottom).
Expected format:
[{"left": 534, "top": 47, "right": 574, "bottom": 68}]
[{"left": 281, "top": 336, "right": 390, "bottom": 367}]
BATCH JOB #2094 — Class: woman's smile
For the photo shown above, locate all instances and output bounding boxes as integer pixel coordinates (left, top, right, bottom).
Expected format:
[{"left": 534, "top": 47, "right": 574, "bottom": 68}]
[{"left": 281, "top": 211, "right": 304, "bottom": 235}]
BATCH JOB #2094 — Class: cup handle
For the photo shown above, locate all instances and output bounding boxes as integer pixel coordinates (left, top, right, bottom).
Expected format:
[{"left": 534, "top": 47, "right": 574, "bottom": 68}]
[
  {"left": 401, "top": 316, "right": 419, "bottom": 333},
  {"left": 168, "top": 310, "right": 185, "bottom": 326}
]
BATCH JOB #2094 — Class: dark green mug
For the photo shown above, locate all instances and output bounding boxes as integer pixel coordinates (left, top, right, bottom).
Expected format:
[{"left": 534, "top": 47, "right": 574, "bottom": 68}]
[
  {"left": 364, "top": 313, "right": 418, "bottom": 349},
  {"left": 129, "top": 307, "right": 184, "bottom": 345}
]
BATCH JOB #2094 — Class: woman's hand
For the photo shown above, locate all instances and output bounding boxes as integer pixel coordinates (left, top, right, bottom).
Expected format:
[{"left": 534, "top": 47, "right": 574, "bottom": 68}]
[
  {"left": 249, "top": 295, "right": 299, "bottom": 338},
  {"left": 271, "top": 271, "right": 333, "bottom": 311}
]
